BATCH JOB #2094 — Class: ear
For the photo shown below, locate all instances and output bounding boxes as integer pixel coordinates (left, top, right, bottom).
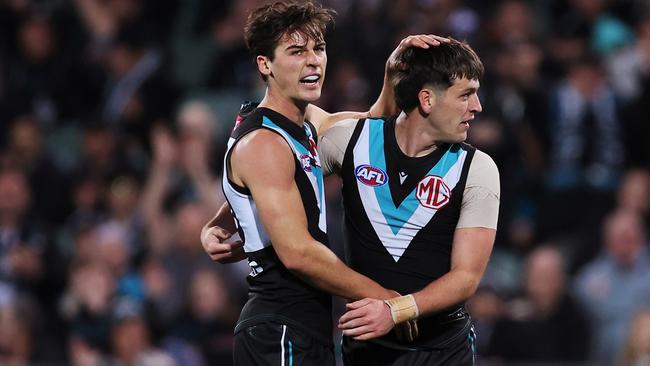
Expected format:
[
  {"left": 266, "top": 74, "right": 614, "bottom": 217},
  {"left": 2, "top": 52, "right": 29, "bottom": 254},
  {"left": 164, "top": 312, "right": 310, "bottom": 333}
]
[
  {"left": 256, "top": 55, "right": 272, "bottom": 77},
  {"left": 418, "top": 88, "right": 436, "bottom": 114}
]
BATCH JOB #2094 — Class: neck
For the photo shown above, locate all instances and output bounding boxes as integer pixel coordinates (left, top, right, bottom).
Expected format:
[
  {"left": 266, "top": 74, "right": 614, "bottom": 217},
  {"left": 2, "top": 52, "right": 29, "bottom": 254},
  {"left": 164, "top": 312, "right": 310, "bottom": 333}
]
[
  {"left": 259, "top": 88, "right": 308, "bottom": 126},
  {"left": 395, "top": 111, "right": 443, "bottom": 157}
]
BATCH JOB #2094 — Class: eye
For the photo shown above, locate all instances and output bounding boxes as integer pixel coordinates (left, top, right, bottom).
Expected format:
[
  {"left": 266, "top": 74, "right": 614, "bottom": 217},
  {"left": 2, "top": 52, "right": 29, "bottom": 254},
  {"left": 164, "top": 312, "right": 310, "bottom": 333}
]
[
  {"left": 292, "top": 49, "right": 303, "bottom": 56},
  {"left": 315, "top": 45, "right": 326, "bottom": 53}
]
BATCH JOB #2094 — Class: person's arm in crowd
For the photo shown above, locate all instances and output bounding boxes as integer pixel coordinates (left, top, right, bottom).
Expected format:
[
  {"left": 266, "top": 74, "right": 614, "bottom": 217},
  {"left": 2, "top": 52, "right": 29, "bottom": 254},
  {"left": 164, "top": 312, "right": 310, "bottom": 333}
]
[
  {"left": 74, "top": 0, "right": 116, "bottom": 39},
  {"left": 180, "top": 137, "right": 222, "bottom": 214},
  {"left": 140, "top": 127, "right": 176, "bottom": 256},
  {"left": 339, "top": 151, "right": 500, "bottom": 340},
  {"left": 308, "top": 34, "right": 450, "bottom": 134},
  {"left": 230, "top": 128, "right": 393, "bottom": 301}
]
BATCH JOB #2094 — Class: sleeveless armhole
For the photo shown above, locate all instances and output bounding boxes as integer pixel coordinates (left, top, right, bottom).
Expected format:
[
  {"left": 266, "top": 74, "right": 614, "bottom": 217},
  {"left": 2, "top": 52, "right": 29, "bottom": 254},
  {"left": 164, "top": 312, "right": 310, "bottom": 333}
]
[{"left": 225, "top": 127, "right": 298, "bottom": 196}]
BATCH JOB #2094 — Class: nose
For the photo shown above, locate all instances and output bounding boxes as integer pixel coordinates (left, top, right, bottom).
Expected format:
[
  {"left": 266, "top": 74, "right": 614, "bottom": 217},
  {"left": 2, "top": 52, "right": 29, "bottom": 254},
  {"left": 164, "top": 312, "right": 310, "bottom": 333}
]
[
  {"left": 306, "top": 49, "right": 322, "bottom": 67},
  {"left": 469, "top": 94, "right": 482, "bottom": 113}
]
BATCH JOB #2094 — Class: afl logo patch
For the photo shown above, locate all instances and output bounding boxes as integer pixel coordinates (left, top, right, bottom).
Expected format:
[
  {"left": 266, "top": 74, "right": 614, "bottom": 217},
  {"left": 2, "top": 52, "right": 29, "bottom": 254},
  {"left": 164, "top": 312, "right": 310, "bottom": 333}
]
[
  {"left": 416, "top": 175, "right": 451, "bottom": 209},
  {"left": 355, "top": 165, "right": 388, "bottom": 187}
]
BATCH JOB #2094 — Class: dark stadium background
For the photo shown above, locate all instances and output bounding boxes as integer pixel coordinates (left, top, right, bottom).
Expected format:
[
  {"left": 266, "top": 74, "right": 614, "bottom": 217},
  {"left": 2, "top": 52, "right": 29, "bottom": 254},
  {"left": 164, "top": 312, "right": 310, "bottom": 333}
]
[{"left": 0, "top": 0, "right": 649, "bottom": 365}]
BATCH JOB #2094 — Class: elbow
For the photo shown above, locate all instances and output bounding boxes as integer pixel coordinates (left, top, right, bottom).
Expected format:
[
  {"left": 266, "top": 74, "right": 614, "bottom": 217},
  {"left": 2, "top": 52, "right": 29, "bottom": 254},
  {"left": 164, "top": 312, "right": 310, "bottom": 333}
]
[
  {"left": 459, "top": 272, "right": 482, "bottom": 300},
  {"left": 466, "top": 278, "right": 481, "bottom": 298},
  {"left": 279, "top": 247, "right": 310, "bottom": 274}
]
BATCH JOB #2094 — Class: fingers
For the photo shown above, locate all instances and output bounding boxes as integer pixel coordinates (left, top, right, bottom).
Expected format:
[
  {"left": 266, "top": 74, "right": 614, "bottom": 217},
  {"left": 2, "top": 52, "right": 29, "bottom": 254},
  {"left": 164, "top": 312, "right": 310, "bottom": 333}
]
[
  {"left": 203, "top": 225, "right": 244, "bottom": 262},
  {"left": 346, "top": 298, "right": 374, "bottom": 310},
  {"left": 338, "top": 316, "right": 368, "bottom": 330},
  {"left": 426, "top": 34, "right": 451, "bottom": 43},
  {"left": 207, "top": 241, "right": 241, "bottom": 257},
  {"left": 342, "top": 324, "right": 374, "bottom": 338},
  {"left": 339, "top": 305, "right": 370, "bottom": 326},
  {"left": 400, "top": 34, "right": 450, "bottom": 49},
  {"left": 213, "top": 227, "right": 233, "bottom": 240}
]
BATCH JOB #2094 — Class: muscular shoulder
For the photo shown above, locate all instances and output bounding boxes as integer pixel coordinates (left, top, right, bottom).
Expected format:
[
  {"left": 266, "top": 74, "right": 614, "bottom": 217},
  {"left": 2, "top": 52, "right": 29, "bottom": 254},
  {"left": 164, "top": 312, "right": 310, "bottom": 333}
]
[
  {"left": 235, "top": 129, "right": 290, "bottom": 156},
  {"left": 466, "top": 149, "right": 500, "bottom": 197},
  {"left": 231, "top": 129, "right": 295, "bottom": 182}
]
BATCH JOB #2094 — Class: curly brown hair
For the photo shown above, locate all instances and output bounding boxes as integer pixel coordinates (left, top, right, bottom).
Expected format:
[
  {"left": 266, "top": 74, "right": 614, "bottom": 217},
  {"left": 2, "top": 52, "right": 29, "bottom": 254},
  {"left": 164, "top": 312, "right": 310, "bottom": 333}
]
[{"left": 244, "top": 1, "right": 335, "bottom": 80}]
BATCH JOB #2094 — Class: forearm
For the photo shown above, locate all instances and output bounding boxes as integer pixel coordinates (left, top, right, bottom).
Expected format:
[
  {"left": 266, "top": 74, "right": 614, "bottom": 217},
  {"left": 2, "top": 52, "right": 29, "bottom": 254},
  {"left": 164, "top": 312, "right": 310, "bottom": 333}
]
[
  {"left": 74, "top": 0, "right": 115, "bottom": 38},
  {"left": 141, "top": 164, "right": 171, "bottom": 224},
  {"left": 412, "top": 269, "right": 481, "bottom": 317},
  {"left": 285, "top": 241, "right": 392, "bottom": 301},
  {"left": 368, "top": 74, "right": 398, "bottom": 118}
]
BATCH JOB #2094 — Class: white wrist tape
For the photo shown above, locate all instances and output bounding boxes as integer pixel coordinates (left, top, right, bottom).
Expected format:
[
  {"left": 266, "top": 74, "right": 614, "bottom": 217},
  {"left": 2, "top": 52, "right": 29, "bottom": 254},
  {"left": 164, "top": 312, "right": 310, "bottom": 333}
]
[{"left": 383, "top": 294, "right": 419, "bottom": 324}]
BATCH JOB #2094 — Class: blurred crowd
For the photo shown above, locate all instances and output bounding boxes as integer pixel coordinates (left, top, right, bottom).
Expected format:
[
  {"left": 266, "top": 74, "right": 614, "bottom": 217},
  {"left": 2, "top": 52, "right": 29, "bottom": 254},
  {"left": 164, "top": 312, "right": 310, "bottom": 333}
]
[{"left": 0, "top": 0, "right": 649, "bottom": 365}]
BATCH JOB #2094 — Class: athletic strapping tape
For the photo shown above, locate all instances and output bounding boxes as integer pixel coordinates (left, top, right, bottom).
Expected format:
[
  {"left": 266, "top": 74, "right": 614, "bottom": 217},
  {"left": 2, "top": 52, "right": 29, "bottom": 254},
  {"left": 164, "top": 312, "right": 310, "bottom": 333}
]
[{"left": 384, "top": 294, "right": 419, "bottom": 324}]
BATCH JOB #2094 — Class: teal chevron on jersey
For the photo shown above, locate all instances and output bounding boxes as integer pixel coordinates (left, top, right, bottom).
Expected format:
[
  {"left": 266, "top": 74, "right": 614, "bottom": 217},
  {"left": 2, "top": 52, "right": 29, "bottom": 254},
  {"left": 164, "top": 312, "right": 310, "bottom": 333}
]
[{"left": 367, "top": 120, "right": 462, "bottom": 235}]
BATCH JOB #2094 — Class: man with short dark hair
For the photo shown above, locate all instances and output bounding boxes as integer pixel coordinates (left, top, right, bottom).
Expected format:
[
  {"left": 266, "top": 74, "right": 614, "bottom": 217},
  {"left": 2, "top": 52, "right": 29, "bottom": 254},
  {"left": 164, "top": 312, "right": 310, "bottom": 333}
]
[{"left": 328, "top": 39, "right": 499, "bottom": 365}]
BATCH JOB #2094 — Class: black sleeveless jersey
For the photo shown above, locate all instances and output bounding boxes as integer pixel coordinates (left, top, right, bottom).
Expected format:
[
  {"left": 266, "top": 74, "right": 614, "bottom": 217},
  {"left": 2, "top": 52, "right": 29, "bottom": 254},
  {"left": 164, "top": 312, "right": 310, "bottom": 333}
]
[
  {"left": 341, "top": 116, "right": 476, "bottom": 347},
  {"left": 222, "top": 107, "right": 332, "bottom": 345}
]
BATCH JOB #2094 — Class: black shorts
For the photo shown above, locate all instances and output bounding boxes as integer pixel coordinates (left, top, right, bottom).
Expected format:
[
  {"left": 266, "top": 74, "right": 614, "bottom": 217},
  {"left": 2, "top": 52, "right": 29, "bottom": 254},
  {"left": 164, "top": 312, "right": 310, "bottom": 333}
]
[
  {"left": 233, "top": 322, "right": 335, "bottom": 366},
  {"left": 342, "top": 326, "right": 476, "bottom": 366}
]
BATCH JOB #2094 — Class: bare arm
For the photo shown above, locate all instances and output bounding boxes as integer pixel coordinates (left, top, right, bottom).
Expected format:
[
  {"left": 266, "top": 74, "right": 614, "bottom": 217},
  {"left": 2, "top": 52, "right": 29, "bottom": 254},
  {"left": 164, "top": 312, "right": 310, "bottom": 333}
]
[
  {"left": 339, "top": 227, "right": 495, "bottom": 340},
  {"left": 74, "top": 0, "right": 116, "bottom": 39},
  {"left": 141, "top": 128, "right": 176, "bottom": 256},
  {"left": 308, "top": 34, "right": 450, "bottom": 134},
  {"left": 232, "top": 129, "right": 393, "bottom": 301},
  {"left": 181, "top": 138, "right": 223, "bottom": 214},
  {"left": 201, "top": 201, "right": 245, "bottom": 263},
  {"left": 412, "top": 227, "right": 495, "bottom": 315}
]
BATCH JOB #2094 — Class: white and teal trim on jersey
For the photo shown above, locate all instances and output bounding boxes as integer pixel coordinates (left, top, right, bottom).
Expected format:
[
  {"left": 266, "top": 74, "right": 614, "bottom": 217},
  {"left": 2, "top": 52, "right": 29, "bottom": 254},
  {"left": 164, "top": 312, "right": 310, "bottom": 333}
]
[
  {"left": 261, "top": 116, "right": 327, "bottom": 233},
  {"left": 222, "top": 116, "right": 327, "bottom": 254},
  {"left": 222, "top": 138, "right": 270, "bottom": 253},
  {"left": 353, "top": 119, "right": 468, "bottom": 262}
]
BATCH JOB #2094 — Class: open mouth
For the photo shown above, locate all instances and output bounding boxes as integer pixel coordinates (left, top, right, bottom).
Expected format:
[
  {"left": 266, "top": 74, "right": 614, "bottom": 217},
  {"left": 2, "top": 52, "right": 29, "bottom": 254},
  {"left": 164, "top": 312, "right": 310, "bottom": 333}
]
[{"left": 300, "top": 74, "right": 321, "bottom": 85}]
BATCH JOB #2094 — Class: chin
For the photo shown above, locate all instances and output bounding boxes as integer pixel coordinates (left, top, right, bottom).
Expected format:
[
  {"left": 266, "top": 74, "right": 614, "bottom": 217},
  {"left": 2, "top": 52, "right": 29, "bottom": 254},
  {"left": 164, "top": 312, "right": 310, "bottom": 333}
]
[
  {"left": 301, "top": 90, "right": 322, "bottom": 102},
  {"left": 451, "top": 134, "right": 467, "bottom": 144}
]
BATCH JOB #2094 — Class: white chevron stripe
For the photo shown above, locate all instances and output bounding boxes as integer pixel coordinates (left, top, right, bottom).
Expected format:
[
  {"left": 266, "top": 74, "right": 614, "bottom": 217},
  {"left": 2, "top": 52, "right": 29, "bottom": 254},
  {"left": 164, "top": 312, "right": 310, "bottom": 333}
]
[{"left": 353, "top": 123, "right": 467, "bottom": 262}]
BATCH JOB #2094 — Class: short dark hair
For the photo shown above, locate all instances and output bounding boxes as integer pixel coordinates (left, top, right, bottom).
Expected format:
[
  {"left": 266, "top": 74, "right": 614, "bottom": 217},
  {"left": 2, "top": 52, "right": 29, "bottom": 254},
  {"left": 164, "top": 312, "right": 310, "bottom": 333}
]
[
  {"left": 244, "top": 1, "right": 335, "bottom": 80},
  {"left": 394, "top": 39, "right": 484, "bottom": 112}
]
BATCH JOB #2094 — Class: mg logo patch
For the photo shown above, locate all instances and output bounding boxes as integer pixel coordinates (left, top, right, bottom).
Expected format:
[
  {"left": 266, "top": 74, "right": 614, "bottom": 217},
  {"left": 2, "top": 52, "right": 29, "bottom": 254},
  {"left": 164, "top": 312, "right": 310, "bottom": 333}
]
[
  {"left": 355, "top": 165, "right": 388, "bottom": 187},
  {"left": 416, "top": 175, "right": 451, "bottom": 209}
]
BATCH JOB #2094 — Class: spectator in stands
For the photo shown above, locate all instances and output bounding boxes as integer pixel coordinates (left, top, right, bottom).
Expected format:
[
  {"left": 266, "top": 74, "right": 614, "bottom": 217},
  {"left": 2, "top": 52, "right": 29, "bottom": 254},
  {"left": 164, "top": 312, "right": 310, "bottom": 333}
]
[
  {"left": 574, "top": 209, "right": 650, "bottom": 365},
  {"left": 488, "top": 246, "right": 590, "bottom": 363}
]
